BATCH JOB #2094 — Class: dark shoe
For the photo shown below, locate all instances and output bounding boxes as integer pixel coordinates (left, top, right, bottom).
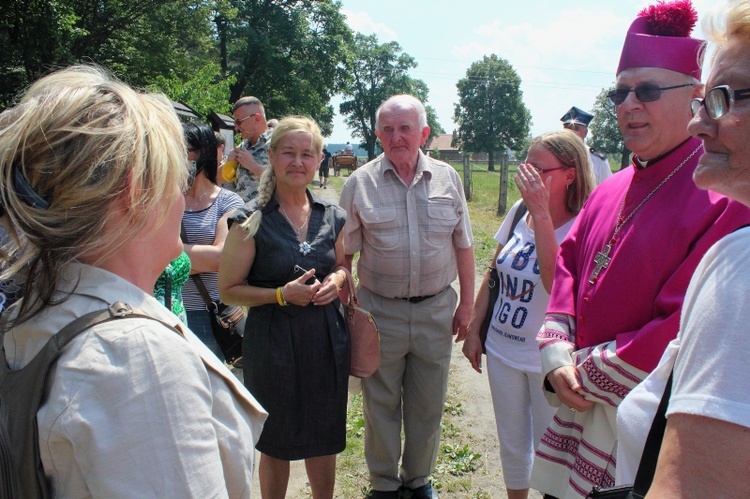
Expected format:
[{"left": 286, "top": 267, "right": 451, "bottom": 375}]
[
  {"left": 366, "top": 490, "right": 400, "bottom": 499},
  {"left": 399, "top": 483, "right": 438, "bottom": 499}
]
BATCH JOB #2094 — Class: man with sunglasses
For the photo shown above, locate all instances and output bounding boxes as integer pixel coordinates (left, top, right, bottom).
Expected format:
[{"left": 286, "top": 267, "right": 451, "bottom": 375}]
[
  {"left": 228, "top": 96, "right": 273, "bottom": 202},
  {"left": 531, "top": 2, "right": 750, "bottom": 498},
  {"left": 560, "top": 106, "right": 613, "bottom": 185}
]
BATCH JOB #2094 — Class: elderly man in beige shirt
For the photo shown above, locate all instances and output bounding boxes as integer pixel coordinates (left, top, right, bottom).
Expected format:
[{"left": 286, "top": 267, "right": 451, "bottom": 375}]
[{"left": 339, "top": 94, "right": 475, "bottom": 499}]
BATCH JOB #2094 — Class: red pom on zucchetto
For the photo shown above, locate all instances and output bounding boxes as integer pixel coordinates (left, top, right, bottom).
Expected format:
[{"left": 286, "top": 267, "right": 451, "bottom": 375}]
[
  {"left": 617, "top": 0, "right": 704, "bottom": 78},
  {"left": 638, "top": 0, "right": 698, "bottom": 37}
]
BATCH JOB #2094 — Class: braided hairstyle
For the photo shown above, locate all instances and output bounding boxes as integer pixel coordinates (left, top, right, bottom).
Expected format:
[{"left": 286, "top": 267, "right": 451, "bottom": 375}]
[{"left": 239, "top": 116, "right": 323, "bottom": 238}]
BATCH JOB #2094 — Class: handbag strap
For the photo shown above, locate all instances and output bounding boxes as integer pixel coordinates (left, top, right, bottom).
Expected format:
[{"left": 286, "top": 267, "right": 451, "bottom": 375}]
[
  {"left": 334, "top": 266, "right": 358, "bottom": 307},
  {"left": 180, "top": 222, "right": 216, "bottom": 312},
  {"left": 632, "top": 371, "right": 674, "bottom": 494},
  {"left": 506, "top": 201, "right": 527, "bottom": 244}
]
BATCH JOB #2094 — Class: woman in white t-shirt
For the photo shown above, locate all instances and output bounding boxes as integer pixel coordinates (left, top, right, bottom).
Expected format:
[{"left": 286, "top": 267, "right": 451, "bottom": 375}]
[
  {"left": 616, "top": 3, "right": 750, "bottom": 496},
  {"left": 463, "top": 130, "right": 594, "bottom": 499}
]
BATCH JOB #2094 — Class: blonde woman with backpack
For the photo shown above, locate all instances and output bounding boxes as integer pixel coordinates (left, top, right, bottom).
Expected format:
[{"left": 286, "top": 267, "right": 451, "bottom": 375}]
[{"left": 0, "top": 65, "right": 266, "bottom": 497}]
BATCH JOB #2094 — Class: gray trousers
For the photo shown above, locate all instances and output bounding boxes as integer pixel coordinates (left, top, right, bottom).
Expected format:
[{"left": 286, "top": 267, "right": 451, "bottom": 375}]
[{"left": 360, "top": 286, "right": 457, "bottom": 491}]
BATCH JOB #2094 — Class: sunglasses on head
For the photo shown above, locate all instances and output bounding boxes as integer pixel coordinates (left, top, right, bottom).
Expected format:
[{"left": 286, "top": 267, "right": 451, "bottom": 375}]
[
  {"left": 691, "top": 85, "right": 750, "bottom": 120},
  {"left": 608, "top": 83, "right": 694, "bottom": 106}
]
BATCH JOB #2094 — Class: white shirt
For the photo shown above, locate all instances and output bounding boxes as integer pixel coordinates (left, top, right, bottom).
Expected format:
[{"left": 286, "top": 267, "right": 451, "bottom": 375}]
[
  {"left": 616, "top": 228, "right": 750, "bottom": 484},
  {"left": 4, "top": 262, "right": 267, "bottom": 498},
  {"left": 589, "top": 151, "right": 613, "bottom": 185},
  {"left": 485, "top": 200, "right": 576, "bottom": 372}
]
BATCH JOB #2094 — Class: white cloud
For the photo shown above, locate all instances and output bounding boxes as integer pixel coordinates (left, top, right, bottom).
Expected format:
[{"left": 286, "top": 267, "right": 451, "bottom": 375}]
[{"left": 341, "top": 9, "right": 398, "bottom": 42}]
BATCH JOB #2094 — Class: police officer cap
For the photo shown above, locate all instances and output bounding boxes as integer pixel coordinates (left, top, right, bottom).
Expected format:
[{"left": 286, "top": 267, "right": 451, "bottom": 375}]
[{"left": 560, "top": 106, "right": 593, "bottom": 127}]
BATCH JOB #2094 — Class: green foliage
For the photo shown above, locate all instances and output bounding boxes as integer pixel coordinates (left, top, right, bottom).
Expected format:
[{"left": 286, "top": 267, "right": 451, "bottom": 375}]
[
  {"left": 435, "top": 443, "right": 481, "bottom": 476},
  {"left": 0, "top": 0, "right": 351, "bottom": 137},
  {"left": 150, "top": 62, "right": 235, "bottom": 118},
  {"left": 339, "top": 33, "right": 436, "bottom": 160},
  {"left": 426, "top": 104, "right": 445, "bottom": 138},
  {"left": 224, "top": 0, "right": 352, "bottom": 136},
  {"left": 589, "top": 87, "right": 631, "bottom": 169},
  {"left": 512, "top": 132, "right": 533, "bottom": 161},
  {"left": 453, "top": 54, "right": 531, "bottom": 170},
  {"left": 0, "top": 0, "right": 216, "bottom": 108}
]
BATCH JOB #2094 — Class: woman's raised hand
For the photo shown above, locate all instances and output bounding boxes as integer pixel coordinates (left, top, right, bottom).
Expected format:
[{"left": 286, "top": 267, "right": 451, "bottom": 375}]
[{"left": 514, "top": 163, "right": 551, "bottom": 218}]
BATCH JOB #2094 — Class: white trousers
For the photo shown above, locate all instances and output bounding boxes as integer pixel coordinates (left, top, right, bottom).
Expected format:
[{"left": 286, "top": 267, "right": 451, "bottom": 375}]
[{"left": 487, "top": 353, "right": 557, "bottom": 490}]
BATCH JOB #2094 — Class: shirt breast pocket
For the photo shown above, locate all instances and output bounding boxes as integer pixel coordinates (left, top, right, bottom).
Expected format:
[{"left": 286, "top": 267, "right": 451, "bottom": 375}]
[
  {"left": 360, "top": 208, "right": 401, "bottom": 250},
  {"left": 425, "top": 202, "right": 458, "bottom": 248}
]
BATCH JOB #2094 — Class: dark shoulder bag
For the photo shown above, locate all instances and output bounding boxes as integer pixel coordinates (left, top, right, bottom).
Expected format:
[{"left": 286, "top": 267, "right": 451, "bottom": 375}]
[
  {"left": 181, "top": 224, "right": 244, "bottom": 366},
  {"left": 479, "top": 202, "right": 527, "bottom": 353}
]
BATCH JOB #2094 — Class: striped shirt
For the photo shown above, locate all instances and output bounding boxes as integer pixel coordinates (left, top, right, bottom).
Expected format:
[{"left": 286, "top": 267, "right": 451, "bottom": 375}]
[{"left": 182, "top": 188, "right": 243, "bottom": 310}]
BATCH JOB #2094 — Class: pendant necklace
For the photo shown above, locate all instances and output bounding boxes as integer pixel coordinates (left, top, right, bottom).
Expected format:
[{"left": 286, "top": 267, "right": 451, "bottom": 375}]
[
  {"left": 589, "top": 145, "right": 702, "bottom": 284},
  {"left": 279, "top": 204, "right": 312, "bottom": 255}
]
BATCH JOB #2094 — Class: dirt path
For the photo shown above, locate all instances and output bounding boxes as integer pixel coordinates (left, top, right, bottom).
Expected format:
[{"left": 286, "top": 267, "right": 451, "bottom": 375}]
[{"left": 249, "top": 180, "right": 542, "bottom": 498}]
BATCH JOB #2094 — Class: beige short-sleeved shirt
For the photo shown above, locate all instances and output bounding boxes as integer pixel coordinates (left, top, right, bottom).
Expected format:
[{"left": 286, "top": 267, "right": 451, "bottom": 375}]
[
  {"left": 4, "top": 262, "right": 267, "bottom": 498},
  {"left": 340, "top": 151, "right": 473, "bottom": 299}
]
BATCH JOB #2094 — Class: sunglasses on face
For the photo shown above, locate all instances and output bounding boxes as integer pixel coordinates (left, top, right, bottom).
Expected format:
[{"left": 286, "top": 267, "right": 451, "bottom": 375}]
[
  {"left": 691, "top": 85, "right": 750, "bottom": 120},
  {"left": 608, "top": 83, "right": 694, "bottom": 106},
  {"left": 234, "top": 113, "right": 258, "bottom": 126}
]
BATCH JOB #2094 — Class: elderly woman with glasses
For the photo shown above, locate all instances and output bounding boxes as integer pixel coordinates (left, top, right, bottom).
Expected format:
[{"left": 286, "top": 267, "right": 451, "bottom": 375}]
[
  {"left": 463, "top": 130, "right": 594, "bottom": 499},
  {"left": 616, "top": 1, "right": 750, "bottom": 496},
  {"left": 0, "top": 65, "right": 265, "bottom": 497}
]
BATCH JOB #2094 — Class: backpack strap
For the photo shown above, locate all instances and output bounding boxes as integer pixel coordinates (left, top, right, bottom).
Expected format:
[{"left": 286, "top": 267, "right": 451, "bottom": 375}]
[{"left": 0, "top": 302, "right": 183, "bottom": 499}]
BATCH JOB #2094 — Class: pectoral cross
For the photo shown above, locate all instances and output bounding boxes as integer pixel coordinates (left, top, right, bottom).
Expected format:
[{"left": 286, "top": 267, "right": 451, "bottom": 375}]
[{"left": 589, "top": 244, "right": 612, "bottom": 284}]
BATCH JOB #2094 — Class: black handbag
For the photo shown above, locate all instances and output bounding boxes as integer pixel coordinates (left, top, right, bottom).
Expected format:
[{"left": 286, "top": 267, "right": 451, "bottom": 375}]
[
  {"left": 587, "top": 372, "right": 673, "bottom": 498},
  {"left": 180, "top": 222, "right": 244, "bottom": 365},
  {"left": 479, "top": 202, "right": 527, "bottom": 353},
  {"left": 190, "top": 275, "right": 245, "bottom": 366}
]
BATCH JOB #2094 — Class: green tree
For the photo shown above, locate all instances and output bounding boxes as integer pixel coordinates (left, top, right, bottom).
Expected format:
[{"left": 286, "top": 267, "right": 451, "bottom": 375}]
[
  {"left": 0, "top": 0, "right": 215, "bottom": 108},
  {"left": 454, "top": 55, "right": 530, "bottom": 213},
  {"left": 339, "top": 33, "right": 438, "bottom": 160},
  {"left": 589, "top": 87, "right": 630, "bottom": 170},
  {"left": 453, "top": 54, "right": 531, "bottom": 172},
  {"left": 150, "top": 62, "right": 235, "bottom": 118},
  {"left": 225, "top": 0, "right": 352, "bottom": 136},
  {"left": 426, "top": 105, "right": 446, "bottom": 140}
]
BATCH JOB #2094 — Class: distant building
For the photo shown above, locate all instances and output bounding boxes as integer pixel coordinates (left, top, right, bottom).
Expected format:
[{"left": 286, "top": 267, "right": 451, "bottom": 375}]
[{"left": 424, "top": 131, "right": 488, "bottom": 162}]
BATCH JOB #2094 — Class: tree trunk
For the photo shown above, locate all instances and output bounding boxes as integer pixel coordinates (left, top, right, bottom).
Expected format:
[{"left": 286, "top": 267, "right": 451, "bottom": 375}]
[
  {"left": 215, "top": 15, "right": 228, "bottom": 75},
  {"left": 366, "top": 136, "right": 377, "bottom": 161},
  {"left": 488, "top": 150, "right": 496, "bottom": 171},
  {"left": 463, "top": 155, "right": 472, "bottom": 201}
]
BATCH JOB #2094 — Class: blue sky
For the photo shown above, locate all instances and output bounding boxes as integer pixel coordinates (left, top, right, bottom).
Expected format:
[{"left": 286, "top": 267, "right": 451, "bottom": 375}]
[{"left": 328, "top": 0, "right": 715, "bottom": 145}]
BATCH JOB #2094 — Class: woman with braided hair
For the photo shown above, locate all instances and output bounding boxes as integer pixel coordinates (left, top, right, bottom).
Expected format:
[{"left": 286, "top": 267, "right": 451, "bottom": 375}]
[{"left": 219, "top": 116, "right": 349, "bottom": 499}]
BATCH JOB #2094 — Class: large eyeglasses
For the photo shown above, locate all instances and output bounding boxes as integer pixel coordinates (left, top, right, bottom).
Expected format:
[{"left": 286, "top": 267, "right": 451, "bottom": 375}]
[
  {"left": 690, "top": 85, "right": 750, "bottom": 120},
  {"left": 608, "top": 83, "right": 694, "bottom": 106},
  {"left": 524, "top": 164, "right": 569, "bottom": 175}
]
